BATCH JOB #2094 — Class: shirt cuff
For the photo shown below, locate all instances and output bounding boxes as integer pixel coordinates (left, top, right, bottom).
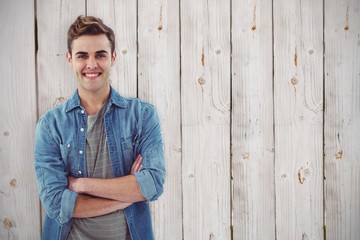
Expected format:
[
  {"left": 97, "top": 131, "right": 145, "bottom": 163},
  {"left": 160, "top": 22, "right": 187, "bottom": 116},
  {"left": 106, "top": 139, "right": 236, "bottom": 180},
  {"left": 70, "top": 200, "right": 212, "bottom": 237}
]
[
  {"left": 58, "top": 189, "right": 78, "bottom": 224},
  {"left": 134, "top": 171, "right": 157, "bottom": 202}
]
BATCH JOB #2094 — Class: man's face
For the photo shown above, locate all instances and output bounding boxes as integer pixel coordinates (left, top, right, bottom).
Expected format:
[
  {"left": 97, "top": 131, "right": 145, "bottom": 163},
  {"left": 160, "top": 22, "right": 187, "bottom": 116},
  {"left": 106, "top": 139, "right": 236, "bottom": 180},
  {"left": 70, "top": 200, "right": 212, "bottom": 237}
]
[{"left": 66, "top": 34, "right": 116, "bottom": 94}]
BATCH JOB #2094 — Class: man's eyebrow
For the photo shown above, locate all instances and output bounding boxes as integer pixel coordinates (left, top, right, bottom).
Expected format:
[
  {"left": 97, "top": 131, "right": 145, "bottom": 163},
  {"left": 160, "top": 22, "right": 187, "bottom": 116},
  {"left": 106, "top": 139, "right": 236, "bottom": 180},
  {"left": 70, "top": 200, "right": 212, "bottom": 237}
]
[
  {"left": 95, "top": 50, "right": 109, "bottom": 54},
  {"left": 75, "top": 51, "right": 88, "bottom": 55}
]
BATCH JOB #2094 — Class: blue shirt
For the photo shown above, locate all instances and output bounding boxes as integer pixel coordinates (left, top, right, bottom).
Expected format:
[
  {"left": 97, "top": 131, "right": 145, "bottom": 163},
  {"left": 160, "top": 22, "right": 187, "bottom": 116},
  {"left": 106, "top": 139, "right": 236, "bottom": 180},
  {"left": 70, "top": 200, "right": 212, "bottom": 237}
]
[{"left": 34, "top": 87, "right": 166, "bottom": 240}]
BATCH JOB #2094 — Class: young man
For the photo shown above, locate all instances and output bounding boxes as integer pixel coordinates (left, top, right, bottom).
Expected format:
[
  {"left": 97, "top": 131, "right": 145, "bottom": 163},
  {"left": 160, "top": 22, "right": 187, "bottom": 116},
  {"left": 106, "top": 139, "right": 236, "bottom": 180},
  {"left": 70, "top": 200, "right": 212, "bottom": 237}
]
[{"left": 34, "top": 15, "right": 165, "bottom": 240}]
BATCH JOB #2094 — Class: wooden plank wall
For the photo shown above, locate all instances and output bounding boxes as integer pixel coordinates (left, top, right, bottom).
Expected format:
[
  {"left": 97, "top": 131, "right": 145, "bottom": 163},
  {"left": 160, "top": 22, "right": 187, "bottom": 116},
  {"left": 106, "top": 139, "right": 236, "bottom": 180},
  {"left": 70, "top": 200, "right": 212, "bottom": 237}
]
[
  {"left": 0, "top": 0, "right": 40, "bottom": 239},
  {"left": 274, "top": 0, "right": 324, "bottom": 239},
  {"left": 181, "top": 0, "right": 231, "bottom": 239},
  {"left": 0, "top": 0, "right": 359, "bottom": 239},
  {"left": 325, "top": 0, "right": 360, "bottom": 239},
  {"left": 232, "top": 0, "right": 275, "bottom": 239}
]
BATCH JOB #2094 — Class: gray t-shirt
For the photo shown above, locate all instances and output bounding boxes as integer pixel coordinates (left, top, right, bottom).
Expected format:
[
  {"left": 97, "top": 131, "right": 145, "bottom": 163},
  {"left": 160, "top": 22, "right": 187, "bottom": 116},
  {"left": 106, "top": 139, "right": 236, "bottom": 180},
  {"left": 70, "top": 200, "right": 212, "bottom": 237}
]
[{"left": 68, "top": 103, "right": 130, "bottom": 240}]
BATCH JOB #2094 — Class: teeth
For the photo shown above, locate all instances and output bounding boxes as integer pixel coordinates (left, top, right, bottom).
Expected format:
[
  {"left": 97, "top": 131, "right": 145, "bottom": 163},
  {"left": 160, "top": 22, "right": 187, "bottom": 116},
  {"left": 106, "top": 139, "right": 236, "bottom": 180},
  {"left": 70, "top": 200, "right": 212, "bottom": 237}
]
[{"left": 85, "top": 73, "right": 100, "bottom": 77}]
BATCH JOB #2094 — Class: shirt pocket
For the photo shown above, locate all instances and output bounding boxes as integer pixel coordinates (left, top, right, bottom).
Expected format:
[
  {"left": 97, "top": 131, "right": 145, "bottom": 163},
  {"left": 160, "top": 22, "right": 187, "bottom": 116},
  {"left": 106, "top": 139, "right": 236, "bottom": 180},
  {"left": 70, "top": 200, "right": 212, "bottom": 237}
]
[
  {"left": 59, "top": 142, "right": 80, "bottom": 177},
  {"left": 120, "top": 134, "right": 139, "bottom": 172}
]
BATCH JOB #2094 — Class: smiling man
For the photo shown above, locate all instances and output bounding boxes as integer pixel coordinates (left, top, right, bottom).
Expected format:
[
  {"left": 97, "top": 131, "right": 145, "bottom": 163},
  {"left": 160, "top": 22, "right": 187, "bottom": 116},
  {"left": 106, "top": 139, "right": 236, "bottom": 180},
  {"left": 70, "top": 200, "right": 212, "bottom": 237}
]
[{"left": 34, "top": 16, "right": 165, "bottom": 240}]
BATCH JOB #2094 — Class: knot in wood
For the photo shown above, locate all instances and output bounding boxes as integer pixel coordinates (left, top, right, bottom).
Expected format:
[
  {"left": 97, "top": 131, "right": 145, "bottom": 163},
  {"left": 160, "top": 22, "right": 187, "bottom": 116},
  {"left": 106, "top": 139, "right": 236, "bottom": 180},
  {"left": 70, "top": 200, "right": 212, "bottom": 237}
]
[
  {"left": 335, "top": 150, "right": 343, "bottom": 159},
  {"left": 298, "top": 167, "right": 310, "bottom": 184},
  {"left": 198, "top": 77, "right": 206, "bottom": 85},
  {"left": 10, "top": 179, "right": 17, "bottom": 187},
  {"left": 291, "top": 77, "right": 298, "bottom": 85},
  {"left": 3, "top": 218, "right": 13, "bottom": 228}
]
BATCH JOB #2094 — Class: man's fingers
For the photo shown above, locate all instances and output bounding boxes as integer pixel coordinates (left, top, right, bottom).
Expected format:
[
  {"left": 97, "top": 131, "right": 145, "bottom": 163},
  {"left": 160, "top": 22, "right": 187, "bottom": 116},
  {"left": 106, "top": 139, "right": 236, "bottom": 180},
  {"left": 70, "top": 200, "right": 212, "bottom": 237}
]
[
  {"left": 131, "top": 155, "right": 143, "bottom": 173},
  {"left": 131, "top": 155, "right": 140, "bottom": 172},
  {"left": 134, "top": 155, "right": 143, "bottom": 171}
]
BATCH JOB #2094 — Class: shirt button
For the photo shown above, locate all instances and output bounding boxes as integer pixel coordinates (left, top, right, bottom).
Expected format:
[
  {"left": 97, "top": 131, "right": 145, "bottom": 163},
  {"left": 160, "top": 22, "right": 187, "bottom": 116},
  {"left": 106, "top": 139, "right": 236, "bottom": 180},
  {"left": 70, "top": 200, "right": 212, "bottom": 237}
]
[
  {"left": 79, "top": 150, "right": 83, "bottom": 154},
  {"left": 80, "top": 128, "right": 84, "bottom": 132},
  {"left": 81, "top": 110, "right": 85, "bottom": 114},
  {"left": 78, "top": 170, "right": 82, "bottom": 174},
  {"left": 67, "top": 144, "right": 70, "bottom": 148}
]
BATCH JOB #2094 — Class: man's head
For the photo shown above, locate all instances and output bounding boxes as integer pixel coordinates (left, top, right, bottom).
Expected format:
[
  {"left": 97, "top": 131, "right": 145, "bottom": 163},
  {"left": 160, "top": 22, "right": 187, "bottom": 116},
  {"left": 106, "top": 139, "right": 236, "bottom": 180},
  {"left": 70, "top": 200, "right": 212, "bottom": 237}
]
[
  {"left": 67, "top": 15, "right": 115, "bottom": 56},
  {"left": 66, "top": 16, "right": 117, "bottom": 95}
]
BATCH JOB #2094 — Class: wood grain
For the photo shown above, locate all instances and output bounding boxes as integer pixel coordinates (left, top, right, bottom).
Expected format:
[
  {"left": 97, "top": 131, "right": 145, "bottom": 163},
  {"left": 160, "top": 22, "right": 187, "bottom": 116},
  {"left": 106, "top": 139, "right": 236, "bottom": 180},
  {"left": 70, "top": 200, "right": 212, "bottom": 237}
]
[
  {"left": 231, "top": 0, "right": 275, "bottom": 239},
  {"left": 325, "top": 0, "right": 360, "bottom": 239},
  {"left": 181, "top": 0, "right": 231, "bottom": 239},
  {"left": 274, "top": 0, "right": 324, "bottom": 239},
  {"left": 0, "top": 0, "right": 40, "bottom": 239}
]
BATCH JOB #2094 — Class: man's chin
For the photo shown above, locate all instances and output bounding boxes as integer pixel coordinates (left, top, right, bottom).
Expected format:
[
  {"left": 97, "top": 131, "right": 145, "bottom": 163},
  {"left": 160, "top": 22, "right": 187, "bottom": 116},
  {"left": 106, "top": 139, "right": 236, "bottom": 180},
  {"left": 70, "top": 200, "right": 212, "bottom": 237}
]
[{"left": 78, "top": 83, "right": 110, "bottom": 94}]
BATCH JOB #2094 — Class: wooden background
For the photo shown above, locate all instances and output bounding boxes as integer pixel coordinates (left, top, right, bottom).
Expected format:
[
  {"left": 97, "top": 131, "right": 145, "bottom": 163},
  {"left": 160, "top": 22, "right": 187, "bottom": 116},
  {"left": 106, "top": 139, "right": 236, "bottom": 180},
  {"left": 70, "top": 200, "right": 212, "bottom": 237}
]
[{"left": 0, "top": 0, "right": 359, "bottom": 239}]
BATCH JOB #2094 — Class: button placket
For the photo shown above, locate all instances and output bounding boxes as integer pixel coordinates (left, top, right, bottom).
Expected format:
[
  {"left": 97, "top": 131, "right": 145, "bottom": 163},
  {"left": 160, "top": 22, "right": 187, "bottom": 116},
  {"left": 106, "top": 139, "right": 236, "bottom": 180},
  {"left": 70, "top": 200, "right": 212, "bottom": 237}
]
[
  {"left": 79, "top": 125, "right": 85, "bottom": 154},
  {"left": 79, "top": 109, "right": 86, "bottom": 156},
  {"left": 78, "top": 108, "right": 87, "bottom": 177}
]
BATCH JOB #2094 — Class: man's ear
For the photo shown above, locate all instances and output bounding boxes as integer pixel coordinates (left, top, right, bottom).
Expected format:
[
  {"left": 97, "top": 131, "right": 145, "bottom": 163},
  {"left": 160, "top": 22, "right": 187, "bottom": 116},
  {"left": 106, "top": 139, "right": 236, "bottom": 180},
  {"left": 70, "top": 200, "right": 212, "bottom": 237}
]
[
  {"left": 66, "top": 52, "right": 72, "bottom": 65},
  {"left": 111, "top": 51, "right": 117, "bottom": 66}
]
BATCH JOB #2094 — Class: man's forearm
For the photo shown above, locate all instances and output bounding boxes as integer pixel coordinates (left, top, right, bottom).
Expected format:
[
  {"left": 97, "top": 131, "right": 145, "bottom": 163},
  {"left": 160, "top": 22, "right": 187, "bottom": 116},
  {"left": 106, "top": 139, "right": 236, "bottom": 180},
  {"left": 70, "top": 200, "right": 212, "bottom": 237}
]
[
  {"left": 70, "top": 175, "right": 146, "bottom": 203},
  {"left": 72, "top": 194, "right": 131, "bottom": 218}
]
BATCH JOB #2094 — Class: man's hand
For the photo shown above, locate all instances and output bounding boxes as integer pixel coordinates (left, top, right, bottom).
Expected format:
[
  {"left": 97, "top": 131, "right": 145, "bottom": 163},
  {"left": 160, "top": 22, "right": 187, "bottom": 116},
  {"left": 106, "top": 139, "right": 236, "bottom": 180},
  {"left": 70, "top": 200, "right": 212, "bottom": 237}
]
[
  {"left": 131, "top": 154, "right": 143, "bottom": 174},
  {"left": 68, "top": 176, "right": 83, "bottom": 193}
]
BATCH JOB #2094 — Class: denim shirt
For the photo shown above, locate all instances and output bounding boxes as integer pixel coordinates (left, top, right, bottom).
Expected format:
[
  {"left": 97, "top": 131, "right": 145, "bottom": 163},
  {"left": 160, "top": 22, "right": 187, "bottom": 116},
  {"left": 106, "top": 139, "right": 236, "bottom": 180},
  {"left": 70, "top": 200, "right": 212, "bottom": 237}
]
[{"left": 34, "top": 87, "right": 166, "bottom": 240}]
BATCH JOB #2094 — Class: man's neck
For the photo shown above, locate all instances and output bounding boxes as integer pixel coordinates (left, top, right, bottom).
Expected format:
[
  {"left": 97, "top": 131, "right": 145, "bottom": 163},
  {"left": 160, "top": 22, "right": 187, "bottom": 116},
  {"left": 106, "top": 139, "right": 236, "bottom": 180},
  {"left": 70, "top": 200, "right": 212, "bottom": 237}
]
[{"left": 78, "top": 86, "right": 111, "bottom": 115}]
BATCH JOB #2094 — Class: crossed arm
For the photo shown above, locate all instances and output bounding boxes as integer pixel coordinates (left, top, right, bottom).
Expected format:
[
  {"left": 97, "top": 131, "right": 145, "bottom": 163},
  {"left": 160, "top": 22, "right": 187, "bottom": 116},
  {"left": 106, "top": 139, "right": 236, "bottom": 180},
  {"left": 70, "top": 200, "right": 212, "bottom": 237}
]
[{"left": 68, "top": 155, "right": 145, "bottom": 218}]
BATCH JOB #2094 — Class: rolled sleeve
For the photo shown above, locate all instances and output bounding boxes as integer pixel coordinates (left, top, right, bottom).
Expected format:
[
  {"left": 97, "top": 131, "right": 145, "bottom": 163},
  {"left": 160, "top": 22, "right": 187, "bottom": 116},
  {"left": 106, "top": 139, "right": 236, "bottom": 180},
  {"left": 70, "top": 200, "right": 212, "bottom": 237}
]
[
  {"left": 34, "top": 116, "right": 77, "bottom": 225},
  {"left": 58, "top": 189, "right": 78, "bottom": 224},
  {"left": 134, "top": 105, "right": 166, "bottom": 202},
  {"left": 134, "top": 170, "right": 159, "bottom": 201}
]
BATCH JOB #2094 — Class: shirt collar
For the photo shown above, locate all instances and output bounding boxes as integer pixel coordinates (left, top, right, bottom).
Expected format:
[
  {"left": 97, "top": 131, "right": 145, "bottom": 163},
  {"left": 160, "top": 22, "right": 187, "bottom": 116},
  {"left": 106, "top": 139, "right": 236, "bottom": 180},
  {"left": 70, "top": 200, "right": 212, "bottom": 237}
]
[{"left": 65, "top": 86, "right": 128, "bottom": 113}]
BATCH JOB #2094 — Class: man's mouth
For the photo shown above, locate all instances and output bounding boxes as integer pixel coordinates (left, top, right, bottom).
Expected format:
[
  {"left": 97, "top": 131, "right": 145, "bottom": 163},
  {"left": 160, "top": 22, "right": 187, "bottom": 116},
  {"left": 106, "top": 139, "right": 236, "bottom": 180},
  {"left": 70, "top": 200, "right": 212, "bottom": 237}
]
[{"left": 83, "top": 72, "right": 102, "bottom": 79}]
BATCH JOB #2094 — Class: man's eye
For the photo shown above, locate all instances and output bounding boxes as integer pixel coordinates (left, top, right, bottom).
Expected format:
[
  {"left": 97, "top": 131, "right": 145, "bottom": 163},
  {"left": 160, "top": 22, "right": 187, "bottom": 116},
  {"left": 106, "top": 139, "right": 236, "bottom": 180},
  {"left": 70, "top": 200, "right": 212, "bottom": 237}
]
[
  {"left": 77, "top": 55, "right": 88, "bottom": 59},
  {"left": 96, "top": 54, "right": 106, "bottom": 59}
]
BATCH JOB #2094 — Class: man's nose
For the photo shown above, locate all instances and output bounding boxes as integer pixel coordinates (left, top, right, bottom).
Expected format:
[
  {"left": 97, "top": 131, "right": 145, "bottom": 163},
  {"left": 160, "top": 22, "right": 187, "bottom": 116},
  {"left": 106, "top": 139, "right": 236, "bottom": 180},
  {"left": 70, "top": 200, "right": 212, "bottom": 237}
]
[{"left": 86, "top": 57, "right": 98, "bottom": 69}]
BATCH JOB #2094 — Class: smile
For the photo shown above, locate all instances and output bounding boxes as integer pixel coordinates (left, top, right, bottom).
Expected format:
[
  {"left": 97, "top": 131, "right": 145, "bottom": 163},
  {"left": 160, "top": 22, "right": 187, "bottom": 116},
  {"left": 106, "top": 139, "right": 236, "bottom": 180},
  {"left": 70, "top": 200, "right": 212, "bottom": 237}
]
[{"left": 83, "top": 72, "right": 102, "bottom": 78}]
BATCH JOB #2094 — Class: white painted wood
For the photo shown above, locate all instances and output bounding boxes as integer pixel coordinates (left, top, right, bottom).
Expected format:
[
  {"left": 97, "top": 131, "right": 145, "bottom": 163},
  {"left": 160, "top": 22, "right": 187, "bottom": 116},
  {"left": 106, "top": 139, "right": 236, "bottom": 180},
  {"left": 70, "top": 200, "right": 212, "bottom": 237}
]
[
  {"left": 274, "top": 0, "right": 324, "bottom": 239},
  {"left": 0, "top": 0, "right": 40, "bottom": 239},
  {"left": 37, "top": 0, "right": 85, "bottom": 116},
  {"left": 325, "top": 0, "right": 360, "bottom": 239},
  {"left": 181, "top": 0, "right": 231, "bottom": 239},
  {"left": 36, "top": 0, "right": 85, "bottom": 226},
  {"left": 2, "top": 1, "right": 360, "bottom": 239},
  {"left": 231, "top": 0, "right": 275, "bottom": 239},
  {"left": 87, "top": 0, "right": 137, "bottom": 97},
  {"left": 137, "top": 0, "right": 182, "bottom": 239}
]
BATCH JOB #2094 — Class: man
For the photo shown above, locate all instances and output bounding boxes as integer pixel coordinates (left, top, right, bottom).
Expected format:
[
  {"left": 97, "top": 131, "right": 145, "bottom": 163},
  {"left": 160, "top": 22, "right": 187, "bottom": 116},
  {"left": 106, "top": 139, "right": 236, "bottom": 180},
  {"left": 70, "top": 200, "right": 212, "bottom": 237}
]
[{"left": 34, "top": 15, "right": 165, "bottom": 240}]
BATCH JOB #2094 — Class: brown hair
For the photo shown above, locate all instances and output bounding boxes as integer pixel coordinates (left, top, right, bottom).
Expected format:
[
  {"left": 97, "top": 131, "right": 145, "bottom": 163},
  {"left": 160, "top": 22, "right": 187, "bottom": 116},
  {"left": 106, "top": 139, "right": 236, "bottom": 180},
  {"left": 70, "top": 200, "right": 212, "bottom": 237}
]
[{"left": 67, "top": 15, "right": 115, "bottom": 55}]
